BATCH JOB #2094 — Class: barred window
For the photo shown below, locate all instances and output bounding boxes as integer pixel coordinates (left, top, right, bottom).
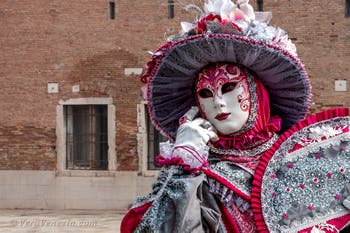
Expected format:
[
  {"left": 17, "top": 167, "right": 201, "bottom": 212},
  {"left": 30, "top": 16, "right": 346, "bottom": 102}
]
[
  {"left": 168, "top": 0, "right": 175, "bottom": 19},
  {"left": 65, "top": 105, "right": 108, "bottom": 170},
  {"left": 257, "top": 0, "right": 264, "bottom": 12},
  {"left": 145, "top": 106, "right": 168, "bottom": 170},
  {"left": 109, "top": 1, "right": 116, "bottom": 19}
]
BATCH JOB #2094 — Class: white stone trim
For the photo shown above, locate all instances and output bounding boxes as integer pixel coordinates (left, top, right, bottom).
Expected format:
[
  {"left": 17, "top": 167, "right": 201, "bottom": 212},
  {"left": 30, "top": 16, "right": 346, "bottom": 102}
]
[
  {"left": 56, "top": 97, "right": 116, "bottom": 176},
  {"left": 124, "top": 68, "right": 143, "bottom": 76},
  {"left": 137, "top": 101, "right": 158, "bottom": 177},
  {"left": 58, "top": 97, "right": 113, "bottom": 105}
]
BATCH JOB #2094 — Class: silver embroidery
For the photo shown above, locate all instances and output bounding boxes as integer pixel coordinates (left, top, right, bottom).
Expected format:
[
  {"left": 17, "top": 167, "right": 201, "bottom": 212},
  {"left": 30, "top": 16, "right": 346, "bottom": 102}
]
[
  {"left": 132, "top": 166, "right": 178, "bottom": 209},
  {"left": 209, "top": 133, "right": 279, "bottom": 156},
  {"left": 209, "top": 161, "right": 252, "bottom": 197},
  {"left": 295, "top": 124, "right": 346, "bottom": 147},
  {"left": 260, "top": 117, "right": 350, "bottom": 233},
  {"left": 311, "top": 223, "right": 339, "bottom": 233},
  {"left": 134, "top": 166, "right": 191, "bottom": 233}
]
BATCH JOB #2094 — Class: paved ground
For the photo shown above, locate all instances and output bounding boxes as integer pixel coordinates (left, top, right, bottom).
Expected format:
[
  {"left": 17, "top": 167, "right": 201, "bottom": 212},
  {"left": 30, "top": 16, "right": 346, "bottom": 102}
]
[{"left": 0, "top": 210, "right": 125, "bottom": 233}]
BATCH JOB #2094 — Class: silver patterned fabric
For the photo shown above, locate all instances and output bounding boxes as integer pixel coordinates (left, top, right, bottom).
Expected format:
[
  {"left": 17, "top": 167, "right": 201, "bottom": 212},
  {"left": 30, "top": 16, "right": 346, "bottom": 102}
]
[
  {"left": 129, "top": 116, "right": 350, "bottom": 233},
  {"left": 133, "top": 166, "right": 227, "bottom": 233},
  {"left": 130, "top": 136, "right": 275, "bottom": 233},
  {"left": 130, "top": 157, "right": 258, "bottom": 233},
  {"left": 209, "top": 133, "right": 279, "bottom": 156},
  {"left": 261, "top": 117, "right": 350, "bottom": 232}
]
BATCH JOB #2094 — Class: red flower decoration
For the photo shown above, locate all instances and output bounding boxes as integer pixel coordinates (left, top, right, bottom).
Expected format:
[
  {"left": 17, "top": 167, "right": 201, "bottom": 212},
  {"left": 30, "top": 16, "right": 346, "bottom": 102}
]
[
  {"left": 340, "top": 146, "right": 346, "bottom": 151},
  {"left": 287, "top": 163, "right": 294, "bottom": 169},
  {"left": 335, "top": 194, "right": 341, "bottom": 200},
  {"left": 308, "top": 205, "right": 313, "bottom": 211},
  {"left": 271, "top": 174, "right": 277, "bottom": 179},
  {"left": 299, "top": 184, "right": 305, "bottom": 189},
  {"left": 272, "top": 193, "right": 277, "bottom": 197},
  {"left": 315, "top": 154, "right": 321, "bottom": 159},
  {"left": 282, "top": 213, "right": 288, "bottom": 219},
  {"left": 340, "top": 167, "right": 345, "bottom": 173},
  {"left": 196, "top": 14, "right": 222, "bottom": 33},
  {"left": 327, "top": 173, "right": 333, "bottom": 179}
]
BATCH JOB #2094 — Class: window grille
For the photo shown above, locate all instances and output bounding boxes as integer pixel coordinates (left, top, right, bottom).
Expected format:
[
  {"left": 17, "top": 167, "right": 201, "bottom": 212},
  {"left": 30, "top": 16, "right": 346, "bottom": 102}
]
[
  {"left": 168, "top": 0, "right": 175, "bottom": 19},
  {"left": 145, "top": 106, "right": 168, "bottom": 170},
  {"left": 257, "top": 0, "right": 264, "bottom": 12},
  {"left": 109, "top": 1, "right": 116, "bottom": 19},
  {"left": 65, "top": 105, "right": 108, "bottom": 170}
]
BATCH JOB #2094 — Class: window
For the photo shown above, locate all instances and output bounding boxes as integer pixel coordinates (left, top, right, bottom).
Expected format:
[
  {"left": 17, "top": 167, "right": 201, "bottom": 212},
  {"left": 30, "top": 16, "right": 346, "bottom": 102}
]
[
  {"left": 168, "top": 0, "right": 175, "bottom": 19},
  {"left": 346, "top": 0, "right": 350, "bottom": 17},
  {"left": 257, "top": 0, "right": 264, "bottom": 12},
  {"left": 137, "top": 102, "right": 168, "bottom": 174},
  {"left": 65, "top": 105, "right": 108, "bottom": 170},
  {"left": 56, "top": 98, "right": 116, "bottom": 175},
  {"left": 109, "top": 1, "right": 116, "bottom": 19},
  {"left": 145, "top": 108, "right": 168, "bottom": 170}
]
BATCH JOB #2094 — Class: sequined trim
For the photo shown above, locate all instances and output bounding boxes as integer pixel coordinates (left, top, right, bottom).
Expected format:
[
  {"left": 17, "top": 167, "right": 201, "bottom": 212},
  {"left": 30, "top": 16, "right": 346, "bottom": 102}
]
[
  {"left": 209, "top": 133, "right": 279, "bottom": 156},
  {"left": 210, "top": 161, "right": 252, "bottom": 197}
]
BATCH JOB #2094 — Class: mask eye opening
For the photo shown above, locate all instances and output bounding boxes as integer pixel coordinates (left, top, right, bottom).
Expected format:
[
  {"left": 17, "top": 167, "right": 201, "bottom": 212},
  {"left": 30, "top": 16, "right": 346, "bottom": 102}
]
[
  {"left": 198, "top": 89, "right": 213, "bottom": 98},
  {"left": 221, "top": 82, "right": 237, "bottom": 94}
]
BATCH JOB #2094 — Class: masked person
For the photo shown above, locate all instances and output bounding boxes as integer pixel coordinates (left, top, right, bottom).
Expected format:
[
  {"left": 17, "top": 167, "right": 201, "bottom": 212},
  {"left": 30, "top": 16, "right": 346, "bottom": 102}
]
[{"left": 121, "top": 1, "right": 350, "bottom": 232}]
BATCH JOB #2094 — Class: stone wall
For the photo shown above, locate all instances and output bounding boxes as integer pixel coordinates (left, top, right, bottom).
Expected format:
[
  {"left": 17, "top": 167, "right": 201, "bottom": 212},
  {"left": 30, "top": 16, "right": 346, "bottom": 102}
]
[{"left": 0, "top": 170, "right": 139, "bottom": 210}]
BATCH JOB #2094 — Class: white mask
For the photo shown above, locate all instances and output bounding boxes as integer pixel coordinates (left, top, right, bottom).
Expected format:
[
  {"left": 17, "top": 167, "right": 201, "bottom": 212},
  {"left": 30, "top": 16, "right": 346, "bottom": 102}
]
[{"left": 196, "top": 63, "right": 251, "bottom": 135}]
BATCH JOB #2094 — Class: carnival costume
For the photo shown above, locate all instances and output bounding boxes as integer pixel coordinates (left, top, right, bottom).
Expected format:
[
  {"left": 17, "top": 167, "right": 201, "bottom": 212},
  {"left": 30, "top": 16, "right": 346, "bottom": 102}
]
[{"left": 121, "top": 0, "right": 350, "bottom": 232}]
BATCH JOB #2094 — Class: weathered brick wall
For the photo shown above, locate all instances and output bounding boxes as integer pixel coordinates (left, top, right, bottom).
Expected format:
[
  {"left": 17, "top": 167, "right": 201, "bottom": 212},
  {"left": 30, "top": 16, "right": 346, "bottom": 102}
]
[
  {"left": 0, "top": 126, "right": 56, "bottom": 170},
  {"left": 0, "top": 0, "right": 349, "bottom": 171},
  {"left": 0, "top": 0, "right": 189, "bottom": 171}
]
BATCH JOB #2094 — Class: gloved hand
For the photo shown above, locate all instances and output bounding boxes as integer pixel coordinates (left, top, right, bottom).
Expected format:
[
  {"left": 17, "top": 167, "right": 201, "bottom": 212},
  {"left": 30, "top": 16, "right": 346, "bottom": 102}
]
[
  {"left": 172, "top": 106, "right": 218, "bottom": 170},
  {"left": 343, "top": 196, "right": 350, "bottom": 210}
]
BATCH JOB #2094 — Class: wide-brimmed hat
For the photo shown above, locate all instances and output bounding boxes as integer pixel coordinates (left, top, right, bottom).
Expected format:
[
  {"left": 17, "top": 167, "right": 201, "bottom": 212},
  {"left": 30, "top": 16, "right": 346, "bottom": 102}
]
[{"left": 141, "top": 0, "right": 311, "bottom": 140}]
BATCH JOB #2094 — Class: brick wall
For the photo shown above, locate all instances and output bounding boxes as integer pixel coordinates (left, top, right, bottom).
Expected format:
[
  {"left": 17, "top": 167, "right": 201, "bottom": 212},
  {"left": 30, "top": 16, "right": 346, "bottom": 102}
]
[
  {"left": 0, "top": 0, "right": 349, "bottom": 171},
  {"left": 251, "top": 0, "right": 350, "bottom": 112},
  {"left": 0, "top": 126, "right": 56, "bottom": 170}
]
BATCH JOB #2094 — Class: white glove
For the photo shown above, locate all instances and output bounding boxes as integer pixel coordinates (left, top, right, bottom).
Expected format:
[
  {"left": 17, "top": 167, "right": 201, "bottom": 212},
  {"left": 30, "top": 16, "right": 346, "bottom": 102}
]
[
  {"left": 172, "top": 107, "right": 218, "bottom": 170},
  {"left": 343, "top": 196, "right": 350, "bottom": 210}
]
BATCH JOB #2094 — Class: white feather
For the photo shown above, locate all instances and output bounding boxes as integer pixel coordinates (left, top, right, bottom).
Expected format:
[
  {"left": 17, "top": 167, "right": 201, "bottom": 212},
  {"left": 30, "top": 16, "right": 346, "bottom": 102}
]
[
  {"left": 220, "top": 0, "right": 236, "bottom": 20},
  {"left": 204, "top": 0, "right": 224, "bottom": 14},
  {"left": 238, "top": 0, "right": 255, "bottom": 21},
  {"left": 181, "top": 22, "right": 196, "bottom": 33}
]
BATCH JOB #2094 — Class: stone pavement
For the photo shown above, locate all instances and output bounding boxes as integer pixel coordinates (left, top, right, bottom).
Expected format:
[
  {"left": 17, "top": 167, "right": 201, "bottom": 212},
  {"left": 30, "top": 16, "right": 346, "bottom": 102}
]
[{"left": 0, "top": 209, "right": 125, "bottom": 233}]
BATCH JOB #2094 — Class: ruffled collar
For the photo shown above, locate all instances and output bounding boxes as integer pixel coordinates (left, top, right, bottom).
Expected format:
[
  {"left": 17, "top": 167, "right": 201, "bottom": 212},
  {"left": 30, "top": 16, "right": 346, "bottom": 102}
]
[{"left": 210, "top": 115, "right": 282, "bottom": 152}]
